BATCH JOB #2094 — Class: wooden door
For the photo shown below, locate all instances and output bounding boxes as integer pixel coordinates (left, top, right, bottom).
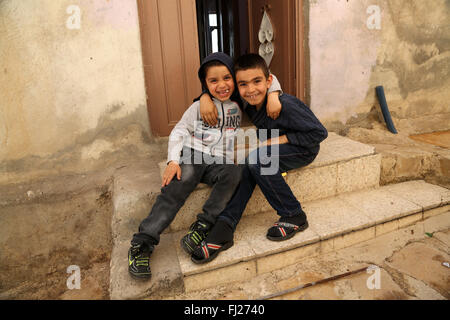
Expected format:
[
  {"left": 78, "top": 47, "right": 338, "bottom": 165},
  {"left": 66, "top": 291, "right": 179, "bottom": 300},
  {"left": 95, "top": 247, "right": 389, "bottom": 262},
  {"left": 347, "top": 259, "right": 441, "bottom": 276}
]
[
  {"left": 248, "top": 0, "right": 305, "bottom": 100},
  {"left": 137, "top": 0, "right": 202, "bottom": 137}
]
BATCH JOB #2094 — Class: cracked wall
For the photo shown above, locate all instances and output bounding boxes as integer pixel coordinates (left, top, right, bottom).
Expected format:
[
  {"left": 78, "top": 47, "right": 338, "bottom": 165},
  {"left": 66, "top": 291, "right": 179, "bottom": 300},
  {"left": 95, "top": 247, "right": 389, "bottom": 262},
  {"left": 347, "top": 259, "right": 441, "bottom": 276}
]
[{"left": 309, "top": 0, "right": 450, "bottom": 132}]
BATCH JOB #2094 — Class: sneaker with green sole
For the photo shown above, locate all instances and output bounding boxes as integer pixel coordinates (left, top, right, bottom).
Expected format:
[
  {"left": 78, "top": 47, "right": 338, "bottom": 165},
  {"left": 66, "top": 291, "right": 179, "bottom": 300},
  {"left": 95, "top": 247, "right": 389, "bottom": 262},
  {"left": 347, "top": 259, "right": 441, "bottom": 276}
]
[
  {"left": 180, "top": 220, "right": 211, "bottom": 255},
  {"left": 128, "top": 242, "right": 152, "bottom": 280}
]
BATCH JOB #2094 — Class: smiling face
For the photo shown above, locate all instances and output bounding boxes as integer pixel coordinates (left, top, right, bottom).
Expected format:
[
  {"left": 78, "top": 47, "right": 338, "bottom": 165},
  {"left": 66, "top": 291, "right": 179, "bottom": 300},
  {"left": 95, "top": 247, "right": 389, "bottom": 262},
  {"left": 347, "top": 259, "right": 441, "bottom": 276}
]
[
  {"left": 236, "top": 68, "right": 273, "bottom": 109},
  {"left": 205, "top": 65, "right": 235, "bottom": 102}
]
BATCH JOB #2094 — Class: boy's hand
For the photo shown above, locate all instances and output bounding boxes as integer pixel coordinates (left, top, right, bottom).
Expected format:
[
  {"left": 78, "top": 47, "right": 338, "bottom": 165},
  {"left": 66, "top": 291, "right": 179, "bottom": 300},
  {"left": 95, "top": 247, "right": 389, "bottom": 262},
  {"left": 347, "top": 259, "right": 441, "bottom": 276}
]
[
  {"left": 267, "top": 91, "right": 282, "bottom": 120},
  {"left": 162, "top": 161, "right": 181, "bottom": 187},
  {"left": 200, "top": 93, "right": 218, "bottom": 127},
  {"left": 261, "top": 135, "right": 289, "bottom": 147}
]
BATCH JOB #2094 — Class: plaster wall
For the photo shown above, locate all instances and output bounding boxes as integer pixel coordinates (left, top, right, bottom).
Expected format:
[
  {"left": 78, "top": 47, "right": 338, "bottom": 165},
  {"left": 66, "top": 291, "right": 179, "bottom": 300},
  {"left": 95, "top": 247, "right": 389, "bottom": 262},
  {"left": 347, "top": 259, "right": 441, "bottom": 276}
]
[
  {"left": 308, "top": 0, "right": 450, "bottom": 131},
  {"left": 0, "top": 0, "right": 149, "bottom": 170}
]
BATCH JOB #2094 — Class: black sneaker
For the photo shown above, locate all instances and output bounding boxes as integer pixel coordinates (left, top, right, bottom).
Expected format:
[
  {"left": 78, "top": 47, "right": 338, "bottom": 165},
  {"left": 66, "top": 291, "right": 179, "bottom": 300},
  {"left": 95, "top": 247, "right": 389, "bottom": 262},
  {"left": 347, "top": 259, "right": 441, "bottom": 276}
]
[
  {"left": 128, "top": 242, "right": 151, "bottom": 280},
  {"left": 180, "top": 220, "right": 211, "bottom": 255}
]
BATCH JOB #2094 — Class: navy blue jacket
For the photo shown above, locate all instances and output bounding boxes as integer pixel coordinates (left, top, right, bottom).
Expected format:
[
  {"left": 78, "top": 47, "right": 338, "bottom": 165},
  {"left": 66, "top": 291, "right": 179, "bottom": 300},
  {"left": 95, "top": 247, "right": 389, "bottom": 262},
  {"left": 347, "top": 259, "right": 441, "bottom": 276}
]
[{"left": 245, "top": 93, "right": 328, "bottom": 155}]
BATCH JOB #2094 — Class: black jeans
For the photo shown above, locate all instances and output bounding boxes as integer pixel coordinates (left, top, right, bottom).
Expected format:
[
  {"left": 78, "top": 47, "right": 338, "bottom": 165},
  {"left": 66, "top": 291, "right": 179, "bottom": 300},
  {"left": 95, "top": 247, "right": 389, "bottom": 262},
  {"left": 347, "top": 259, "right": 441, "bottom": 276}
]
[
  {"left": 133, "top": 148, "right": 242, "bottom": 249},
  {"left": 218, "top": 143, "right": 318, "bottom": 230}
]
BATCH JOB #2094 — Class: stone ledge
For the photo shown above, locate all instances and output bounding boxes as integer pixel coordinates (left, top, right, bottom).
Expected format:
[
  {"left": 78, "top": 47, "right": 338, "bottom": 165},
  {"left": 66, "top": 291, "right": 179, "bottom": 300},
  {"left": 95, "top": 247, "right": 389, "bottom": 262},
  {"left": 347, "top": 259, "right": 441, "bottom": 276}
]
[
  {"left": 382, "top": 180, "right": 450, "bottom": 209},
  {"left": 176, "top": 181, "right": 449, "bottom": 292},
  {"left": 181, "top": 207, "right": 449, "bottom": 293},
  {"left": 109, "top": 181, "right": 449, "bottom": 298}
]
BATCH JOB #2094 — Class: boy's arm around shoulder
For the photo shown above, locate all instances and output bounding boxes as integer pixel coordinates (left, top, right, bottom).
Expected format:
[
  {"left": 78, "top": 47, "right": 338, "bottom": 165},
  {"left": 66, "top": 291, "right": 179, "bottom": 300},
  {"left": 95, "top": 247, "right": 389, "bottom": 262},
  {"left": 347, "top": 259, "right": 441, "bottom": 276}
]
[
  {"left": 282, "top": 97, "right": 328, "bottom": 148},
  {"left": 199, "top": 93, "right": 218, "bottom": 127},
  {"left": 266, "top": 74, "right": 282, "bottom": 120},
  {"left": 268, "top": 74, "right": 282, "bottom": 94},
  {"left": 167, "top": 102, "right": 200, "bottom": 163}
]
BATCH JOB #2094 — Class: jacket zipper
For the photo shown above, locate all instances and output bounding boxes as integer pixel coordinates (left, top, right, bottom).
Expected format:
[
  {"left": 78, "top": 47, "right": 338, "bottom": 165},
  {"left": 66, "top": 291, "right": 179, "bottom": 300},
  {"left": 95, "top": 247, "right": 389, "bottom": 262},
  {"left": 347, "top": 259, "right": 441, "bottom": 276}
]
[{"left": 209, "top": 102, "right": 225, "bottom": 154}]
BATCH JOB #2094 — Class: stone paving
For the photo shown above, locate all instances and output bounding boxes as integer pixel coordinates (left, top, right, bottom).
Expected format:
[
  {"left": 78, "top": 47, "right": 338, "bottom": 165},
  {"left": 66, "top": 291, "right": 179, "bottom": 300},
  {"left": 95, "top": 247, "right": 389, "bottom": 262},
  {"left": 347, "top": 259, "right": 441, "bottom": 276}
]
[{"left": 159, "top": 210, "right": 449, "bottom": 300}]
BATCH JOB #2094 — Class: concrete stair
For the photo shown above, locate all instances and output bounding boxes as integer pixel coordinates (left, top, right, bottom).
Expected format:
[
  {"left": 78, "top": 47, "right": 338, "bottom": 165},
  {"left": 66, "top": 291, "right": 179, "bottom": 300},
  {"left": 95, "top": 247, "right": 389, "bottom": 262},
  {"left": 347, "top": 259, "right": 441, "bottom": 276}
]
[
  {"left": 108, "top": 133, "right": 450, "bottom": 299},
  {"left": 158, "top": 132, "right": 381, "bottom": 232}
]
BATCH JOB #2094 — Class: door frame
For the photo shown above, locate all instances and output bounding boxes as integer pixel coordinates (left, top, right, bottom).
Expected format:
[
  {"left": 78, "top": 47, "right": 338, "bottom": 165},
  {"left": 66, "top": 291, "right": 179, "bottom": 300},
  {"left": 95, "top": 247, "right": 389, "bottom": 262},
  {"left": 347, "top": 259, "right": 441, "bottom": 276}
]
[
  {"left": 136, "top": 0, "right": 201, "bottom": 137},
  {"left": 295, "top": 0, "right": 306, "bottom": 102}
]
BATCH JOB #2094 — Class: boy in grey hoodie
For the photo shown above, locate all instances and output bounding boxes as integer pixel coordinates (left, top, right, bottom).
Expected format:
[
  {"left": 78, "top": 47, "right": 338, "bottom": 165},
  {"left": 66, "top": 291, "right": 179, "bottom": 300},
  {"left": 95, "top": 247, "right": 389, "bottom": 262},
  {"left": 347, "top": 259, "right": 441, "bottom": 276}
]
[{"left": 128, "top": 52, "right": 281, "bottom": 279}]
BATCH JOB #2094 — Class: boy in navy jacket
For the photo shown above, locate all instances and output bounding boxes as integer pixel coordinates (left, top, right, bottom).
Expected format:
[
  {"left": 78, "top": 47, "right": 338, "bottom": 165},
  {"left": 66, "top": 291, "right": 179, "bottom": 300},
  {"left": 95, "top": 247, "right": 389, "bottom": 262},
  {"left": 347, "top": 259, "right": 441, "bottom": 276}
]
[{"left": 192, "top": 54, "right": 328, "bottom": 264}]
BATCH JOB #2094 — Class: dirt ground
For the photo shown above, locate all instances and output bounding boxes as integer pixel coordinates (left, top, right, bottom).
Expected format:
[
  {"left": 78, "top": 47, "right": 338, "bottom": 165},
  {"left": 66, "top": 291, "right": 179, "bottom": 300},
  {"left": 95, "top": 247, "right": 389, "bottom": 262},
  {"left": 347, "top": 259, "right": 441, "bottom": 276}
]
[{"left": 0, "top": 171, "right": 114, "bottom": 300}]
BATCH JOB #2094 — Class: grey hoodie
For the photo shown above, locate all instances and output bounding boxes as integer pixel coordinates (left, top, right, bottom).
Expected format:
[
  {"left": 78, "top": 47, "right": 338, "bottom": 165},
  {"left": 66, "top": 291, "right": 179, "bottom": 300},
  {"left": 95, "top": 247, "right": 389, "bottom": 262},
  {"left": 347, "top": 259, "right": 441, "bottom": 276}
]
[{"left": 167, "top": 98, "right": 242, "bottom": 164}]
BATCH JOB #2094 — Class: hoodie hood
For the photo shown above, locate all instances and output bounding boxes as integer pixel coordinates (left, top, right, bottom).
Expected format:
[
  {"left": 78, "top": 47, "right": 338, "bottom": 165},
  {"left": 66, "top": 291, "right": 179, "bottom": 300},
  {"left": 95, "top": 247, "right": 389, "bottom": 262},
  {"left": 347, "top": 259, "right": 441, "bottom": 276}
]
[{"left": 198, "top": 52, "right": 235, "bottom": 92}]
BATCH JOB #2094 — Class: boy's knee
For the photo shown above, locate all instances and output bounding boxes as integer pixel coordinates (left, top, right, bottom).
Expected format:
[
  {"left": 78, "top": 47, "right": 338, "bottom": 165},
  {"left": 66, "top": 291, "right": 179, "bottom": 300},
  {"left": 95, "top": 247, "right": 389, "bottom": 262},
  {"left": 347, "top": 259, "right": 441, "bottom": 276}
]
[
  {"left": 221, "top": 165, "right": 243, "bottom": 184},
  {"left": 179, "top": 165, "right": 196, "bottom": 183},
  {"left": 163, "top": 165, "right": 197, "bottom": 195},
  {"left": 230, "top": 165, "right": 243, "bottom": 184}
]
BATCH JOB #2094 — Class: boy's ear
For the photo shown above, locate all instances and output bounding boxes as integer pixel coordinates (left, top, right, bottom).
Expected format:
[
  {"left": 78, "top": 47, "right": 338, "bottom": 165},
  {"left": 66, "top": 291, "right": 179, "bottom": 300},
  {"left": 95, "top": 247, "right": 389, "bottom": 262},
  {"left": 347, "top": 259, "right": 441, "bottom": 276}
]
[{"left": 266, "top": 74, "right": 273, "bottom": 88}]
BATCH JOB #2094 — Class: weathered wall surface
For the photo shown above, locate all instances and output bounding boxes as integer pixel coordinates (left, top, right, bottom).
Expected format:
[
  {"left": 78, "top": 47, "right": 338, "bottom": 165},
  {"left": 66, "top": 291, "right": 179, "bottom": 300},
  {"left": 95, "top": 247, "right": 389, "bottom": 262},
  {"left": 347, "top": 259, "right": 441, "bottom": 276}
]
[
  {"left": 309, "top": 0, "right": 450, "bottom": 133},
  {"left": 0, "top": 0, "right": 150, "bottom": 183}
]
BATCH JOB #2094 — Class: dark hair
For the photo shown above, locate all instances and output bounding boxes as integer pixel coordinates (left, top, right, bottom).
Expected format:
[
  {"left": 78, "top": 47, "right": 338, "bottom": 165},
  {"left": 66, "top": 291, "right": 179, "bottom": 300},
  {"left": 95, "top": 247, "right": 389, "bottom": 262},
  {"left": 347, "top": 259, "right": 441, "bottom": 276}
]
[
  {"left": 199, "top": 60, "right": 227, "bottom": 89},
  {"left": 234, "top": 54, "right": 270, "bottom": 79}
]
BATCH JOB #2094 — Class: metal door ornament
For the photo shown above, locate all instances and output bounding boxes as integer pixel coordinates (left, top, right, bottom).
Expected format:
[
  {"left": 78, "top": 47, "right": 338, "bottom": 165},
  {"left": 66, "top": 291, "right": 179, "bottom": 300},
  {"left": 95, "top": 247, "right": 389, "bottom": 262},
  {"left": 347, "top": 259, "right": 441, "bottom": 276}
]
[{"left": 258, "top": 9, "right": 274, "bottom": 67}]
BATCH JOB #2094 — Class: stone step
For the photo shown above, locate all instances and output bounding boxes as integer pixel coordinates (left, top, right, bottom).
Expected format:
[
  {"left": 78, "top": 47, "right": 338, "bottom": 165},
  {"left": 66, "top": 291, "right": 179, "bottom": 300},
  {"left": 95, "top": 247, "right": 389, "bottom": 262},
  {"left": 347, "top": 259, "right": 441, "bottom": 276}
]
[
  {"left": 109, "top": 132, "right": 379, "bottom": 245},
  {"left": 158, "top": 132, "right": 381, "bottom": 232},
  {"left": 109, "top": 179, "right": 449, "bottom": 299},
  {"left": 174, "top": 180, "right": 450, "bottom": 293}
]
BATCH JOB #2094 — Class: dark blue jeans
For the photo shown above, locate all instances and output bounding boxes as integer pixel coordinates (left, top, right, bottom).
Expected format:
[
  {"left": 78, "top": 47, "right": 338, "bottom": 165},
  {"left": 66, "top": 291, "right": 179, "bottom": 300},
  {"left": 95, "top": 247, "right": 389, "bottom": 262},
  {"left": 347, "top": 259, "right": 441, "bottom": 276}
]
[{"left": 218, "top": 143, "right": 318, "bottom": 230}]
